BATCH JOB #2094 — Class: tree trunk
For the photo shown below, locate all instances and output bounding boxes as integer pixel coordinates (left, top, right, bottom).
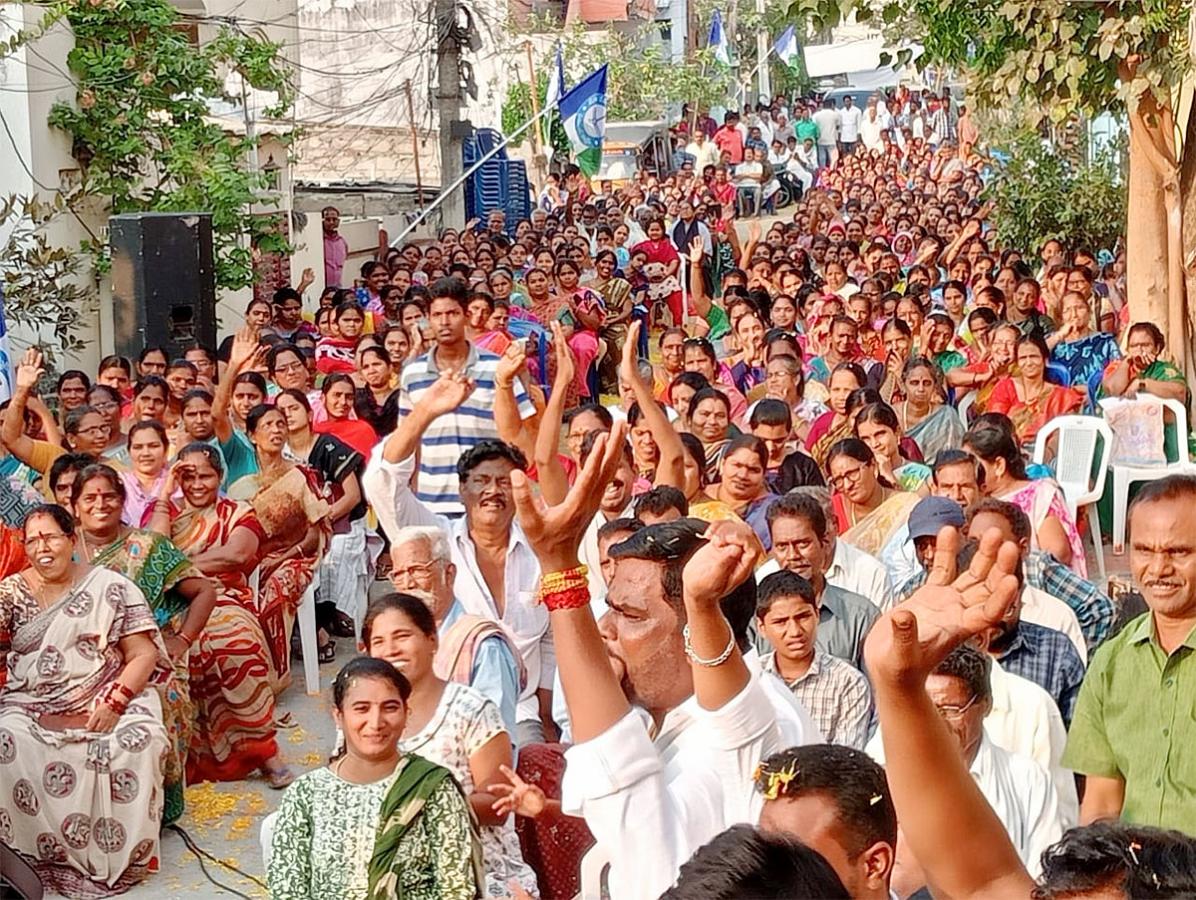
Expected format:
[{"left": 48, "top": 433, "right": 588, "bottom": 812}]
[
  {"left": 1178, "top": 99, "right": 1196, "bottom": 381},
  {"left": 1125, "top": 107, "right": 1172, "bottom": 337}
]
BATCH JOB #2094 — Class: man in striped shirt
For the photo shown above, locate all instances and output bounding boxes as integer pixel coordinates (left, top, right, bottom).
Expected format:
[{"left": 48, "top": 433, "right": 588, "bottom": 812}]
[{"left": 398, "top": 277, "right": 535, "bottom": 517}]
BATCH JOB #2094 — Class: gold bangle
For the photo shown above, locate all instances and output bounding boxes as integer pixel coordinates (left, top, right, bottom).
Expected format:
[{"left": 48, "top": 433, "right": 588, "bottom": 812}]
[{"left": 539, "top": 565, "right": 589, "bottom": 594}]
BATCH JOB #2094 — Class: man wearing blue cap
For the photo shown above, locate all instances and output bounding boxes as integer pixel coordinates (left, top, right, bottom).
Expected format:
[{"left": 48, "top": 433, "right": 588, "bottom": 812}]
[{"left": 895, "top": 496, "right": 967, "bottom": 599}]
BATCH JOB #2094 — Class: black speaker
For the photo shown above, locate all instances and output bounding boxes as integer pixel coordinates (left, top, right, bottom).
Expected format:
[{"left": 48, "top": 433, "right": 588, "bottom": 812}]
[{"left": 109, "top": 212, "right": 217, "bottom": 359}]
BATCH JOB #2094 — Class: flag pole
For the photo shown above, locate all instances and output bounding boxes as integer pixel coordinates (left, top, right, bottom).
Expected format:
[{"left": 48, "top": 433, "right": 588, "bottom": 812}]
[{"left": 390, "top": 103, "right": 556, "bottom": 246}]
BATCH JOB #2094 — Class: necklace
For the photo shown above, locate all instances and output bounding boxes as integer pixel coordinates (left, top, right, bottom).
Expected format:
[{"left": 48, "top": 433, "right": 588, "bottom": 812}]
[{"left": 77, "top": 526, "right": 123, "bottom": 563}]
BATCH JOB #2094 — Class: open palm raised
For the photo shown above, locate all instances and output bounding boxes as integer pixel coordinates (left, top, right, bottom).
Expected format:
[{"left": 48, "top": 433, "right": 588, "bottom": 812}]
[{"left": 863, "top": 527, "right": 1021, "bottom": 687}]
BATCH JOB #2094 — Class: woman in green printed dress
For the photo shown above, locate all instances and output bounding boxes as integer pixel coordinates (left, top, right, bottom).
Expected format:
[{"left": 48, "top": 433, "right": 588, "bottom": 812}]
[
  {"left": 72, "top": 463, "right": 217, "bottom": 824},
  {"left": 267, "top": 657, "right": 480, "bottom": 900}
]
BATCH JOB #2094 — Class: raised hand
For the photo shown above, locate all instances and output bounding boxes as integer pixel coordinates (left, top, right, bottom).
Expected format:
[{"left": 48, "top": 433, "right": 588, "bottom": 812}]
[
  {"left": 619, "top": 321, "right": 643, "bottom": 388},
  {"left": 420, "top": 370, "right": 475, "bottom": 418},
  {"left": 549, "top": 321, "right": 574, "bottom": 390},
  {"left": 495, "top": 342, "right": 527, "bottom": 389},
  {"left": 682, "top": 520, "right": 758, "bottom": 609},
  {"left": 298, "top": 267, "right": 315, "bottom": 290},
  {"left": 14, "top": 348, "right": 44, "bottom": 393},
  {"left": 688, "top": 235, "right": 704, "bottom": 264},
  {"left": 863, "top": 526, "right": 1020, "bottom": 688},
  {"left": 512, "top": 420, "right": 628, "bottom": 572},
  {"left": 228, "top": 326, "right": 261, "bottom": 374},
  {"left": 487, "top": 764, "right": 547, "bottom": 819}
]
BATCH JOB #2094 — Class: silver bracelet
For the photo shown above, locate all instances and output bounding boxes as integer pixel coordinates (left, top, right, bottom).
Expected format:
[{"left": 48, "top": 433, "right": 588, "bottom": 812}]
[{"left": 682, "top": 623, "right": 735, "bottom": 668}]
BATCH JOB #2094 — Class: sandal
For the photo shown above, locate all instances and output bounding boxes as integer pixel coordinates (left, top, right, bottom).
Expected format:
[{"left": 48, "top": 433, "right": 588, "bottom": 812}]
[
  {"left": 317, "top": 640, "right": 336, "bottom": 664},
  {"left": 330, "top": 611, "right": 357, "bottom": 639}
]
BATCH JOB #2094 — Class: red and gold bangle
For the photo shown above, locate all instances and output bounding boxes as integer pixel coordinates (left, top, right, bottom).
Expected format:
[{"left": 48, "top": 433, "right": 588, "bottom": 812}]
[
  {"left": 110, "top": 681, "right": 135, "bottom": 701},
  {"left": 539, "top": 565, "right": 589, "bottom": 594},
  {"left": 541, "top": 584, "right": 591, "bottom": 612}
]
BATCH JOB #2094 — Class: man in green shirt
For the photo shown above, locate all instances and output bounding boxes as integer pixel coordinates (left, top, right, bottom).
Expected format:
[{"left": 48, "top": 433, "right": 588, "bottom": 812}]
[
  {"left": 1062, "top": 475, "right": 1196, "bottom": 836},
  {"left": 794, "top": 105, "right": 820, "bottom": 144}
]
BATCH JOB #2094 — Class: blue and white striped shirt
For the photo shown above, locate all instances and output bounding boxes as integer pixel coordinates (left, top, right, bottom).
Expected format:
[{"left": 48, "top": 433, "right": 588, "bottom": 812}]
[{"left": 398, "top": 342, "right": 535, "bottom": 517}]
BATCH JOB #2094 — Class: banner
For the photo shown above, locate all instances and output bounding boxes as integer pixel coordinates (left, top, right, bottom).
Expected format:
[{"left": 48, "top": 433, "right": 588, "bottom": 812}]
[{"left": 559, "top": 64, "right": 608, "bottom": 177}]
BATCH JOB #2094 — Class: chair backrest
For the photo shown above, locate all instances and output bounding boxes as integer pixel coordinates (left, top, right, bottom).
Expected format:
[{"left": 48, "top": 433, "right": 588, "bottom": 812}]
[
  {"left": 1032, "top": 415, "right": 1113, "bottom": 509},
  {"left": 957, "top": 390, "right": 975, "bottom": 428}
]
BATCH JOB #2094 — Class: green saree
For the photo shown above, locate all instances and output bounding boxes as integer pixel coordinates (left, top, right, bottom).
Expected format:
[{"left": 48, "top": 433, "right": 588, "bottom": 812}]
[
  {"left": 91, "top": 529, "right": 202, "bottom": 825},
  {"left": 367, "top": 754, "right": 482, "bottom": 900}
]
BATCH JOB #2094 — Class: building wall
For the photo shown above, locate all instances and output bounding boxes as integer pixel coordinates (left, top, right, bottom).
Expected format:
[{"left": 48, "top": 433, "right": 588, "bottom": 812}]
[{"left": 0, "top": 0, "right": 301, "bottom": 370}]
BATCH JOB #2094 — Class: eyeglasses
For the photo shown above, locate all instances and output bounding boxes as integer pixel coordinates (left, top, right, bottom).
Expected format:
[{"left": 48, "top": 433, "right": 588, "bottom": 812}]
[
  {"left": 389, "top": 561, "right": 441, "bottom": 583},
  {"left": 828, "top": 464, "right": 868, "bottom": 491},
  {"left": 934, "top": 694, "right": 981, "bottom": 720},
  {"left": 75, "top": 424, "right": 112, "bottom": 438},
  {"left": 273, "top": 362, "right": 306, "bottom": 374},
  {"left": 91, "top": 401, "right": 119, "bottom": 413},
  {"left": 24, "top": 533, "right": 70, "bottom": 550}
]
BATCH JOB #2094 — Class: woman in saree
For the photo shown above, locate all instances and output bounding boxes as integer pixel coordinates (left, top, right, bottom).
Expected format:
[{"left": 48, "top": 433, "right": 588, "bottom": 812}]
[
  {"left": 1047, "top": 290, "right": 1120, "bottom": 393},
  {"left": 828, "top": 438, "right": 920, "bottom": 554},
  {"left": 138, "top": 445, "right": 297, "bottom": 787},
  {"left": 267, "top": 657, "right": 479, "bottom": 900},
  {"left": 552, "top": 259, "right": 605, "bottom": 402},
  {"left": 590, "top": 249, "right": 633, "bottom": 393},
  {"left": 1099, "top": 321, "right": 1188, "bottom": 403},
  {"left": 314, "top": 373, "right": 378, "bottom": 458},
  {"left": 953, "top": 321, "right": 1019, "bottom": 417},
  {"left": 760, "top": 354, "right": 827, "bottom": 444},
  {"left": 689, "top": 387, "right": 735, "bottom": 483},
  {"left": 962, "top": 421, "right": 1087, "bottom": 577},
  {"left": 804, "top": 362, "right": 867, "bottom": 470},
  {"left": 315, "top": 302, "right": 367, "bottom": 376},
  {"left": 855, "top": 402, "right": 932, "bottom": 493},
  {"left": 72, "top": 462, "right": 216, "bottom": 823},
  {"left": 276, "top": 389, "right": 366, "bottom": 653},
  {"left": 365, "top": 593, "right": 538, "bottom": 896},
  {"left": 877, "top": 317, "right": 913, "bottom": 404},
  {"left": 986, "top": 334, "right": 1084, "bottom": 448},
  {"left": 0, "top": 504, "right": 171, "bottom": 897},
  {"left": 897, "top": 356, "right": 965, "bottom": 460},
  {"left": 227, "top": 404, "right": 332, "bottom": 661},
  {"left": 692, "top": 435, "right": 780, "bottom": 552}
]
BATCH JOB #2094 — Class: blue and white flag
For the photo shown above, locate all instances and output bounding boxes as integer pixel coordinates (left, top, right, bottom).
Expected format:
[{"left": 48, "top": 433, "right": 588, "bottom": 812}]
[
  {"left": 0, "top": 287, "right": 12, "bottom": 404},
  {"left": 774, "top": 25, "right": 799, "bottom": 69},
  {"left": 545, "top": 42, "right": 566, "bottom": 110},
  {"left": 709, "top": 10, "right": 731, "bottom": 66},
  {"left": 559, "top": 64, "right": 607, "bottom": 176}
]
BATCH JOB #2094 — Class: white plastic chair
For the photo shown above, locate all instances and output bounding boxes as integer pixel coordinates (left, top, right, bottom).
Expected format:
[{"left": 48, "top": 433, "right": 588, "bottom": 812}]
[
  {"left": 1031, "top": 415, "right": 1113, "bottom": 582},
  {"left": 250, "top": 567, "right": 320, "bottom": 696},
  {"left": 957, "top": 390, "right": 976, "bottom": 428},
  {"left": 1098, "top": 394, "right": 1196, "bottom": 554}
]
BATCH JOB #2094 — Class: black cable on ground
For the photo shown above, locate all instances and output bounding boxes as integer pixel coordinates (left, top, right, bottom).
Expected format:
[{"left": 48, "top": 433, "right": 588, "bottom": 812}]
[{"left": 165, "top": 824, "right": 267, "bottom": 898}]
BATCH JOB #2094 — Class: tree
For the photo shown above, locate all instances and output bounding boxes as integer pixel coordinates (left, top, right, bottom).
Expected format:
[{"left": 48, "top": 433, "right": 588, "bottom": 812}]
[
  {"left": 789, "top": 0, "right": 1195, "bottom": 368},
  {"left": 984, "top": 131, "right": 1127, "bottom": 255},
  {"left": 17, "top": 0, "right": 294, "bottom": 293},
  {"left": 0, "top": 195, "right": 96, "bottom": 367},
  {"left": 501, "top": 24, "right": 732, "bottom": 131}
]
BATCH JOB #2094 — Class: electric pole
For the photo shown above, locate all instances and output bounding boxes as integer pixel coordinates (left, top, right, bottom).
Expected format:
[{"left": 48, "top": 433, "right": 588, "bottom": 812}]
[{"left": 436, "top": 0, "right": 465, "bottom": 228}]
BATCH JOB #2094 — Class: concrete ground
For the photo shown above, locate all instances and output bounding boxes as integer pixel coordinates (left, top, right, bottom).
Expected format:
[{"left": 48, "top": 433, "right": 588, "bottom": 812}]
[{"left": 125, "top": 605, "right": 370, "bottom": 898}]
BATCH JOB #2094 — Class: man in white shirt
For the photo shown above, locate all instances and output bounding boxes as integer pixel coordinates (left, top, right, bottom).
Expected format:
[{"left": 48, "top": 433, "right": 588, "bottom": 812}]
[
  {"left": 514, "top": 433, "right": 805, "bottom": 899},
  {"left": 860, "top": 98, "right": 885, "bottom": 152},
  {"left": 987, "top": 658, "right": 1079, "bottom": 825},
  {"left": 363, "top": 381, "right": 555, "bottom": 745},
  {"left": 685, "top": 129, "right": 720, "bottom": 173},
  {"left": 732, "top": 146, "right": 766, "bottom": 217},
  {"left": 869, "top": 646, "right": 1064, "bottom": 880},
  {"left": 838, "top": 94, "right": 863, "bottom": 155},
  {"left": 811, "top": 98, "right": 840, "bottom": 169},
  {"left": 787, "top": 137, "right": 817, "bottom": 196}
]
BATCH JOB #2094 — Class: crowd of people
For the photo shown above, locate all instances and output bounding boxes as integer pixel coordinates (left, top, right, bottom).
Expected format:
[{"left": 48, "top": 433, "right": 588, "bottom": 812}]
[{"left": 2, "top": 85, "right": 1195, "bottom": 900}]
